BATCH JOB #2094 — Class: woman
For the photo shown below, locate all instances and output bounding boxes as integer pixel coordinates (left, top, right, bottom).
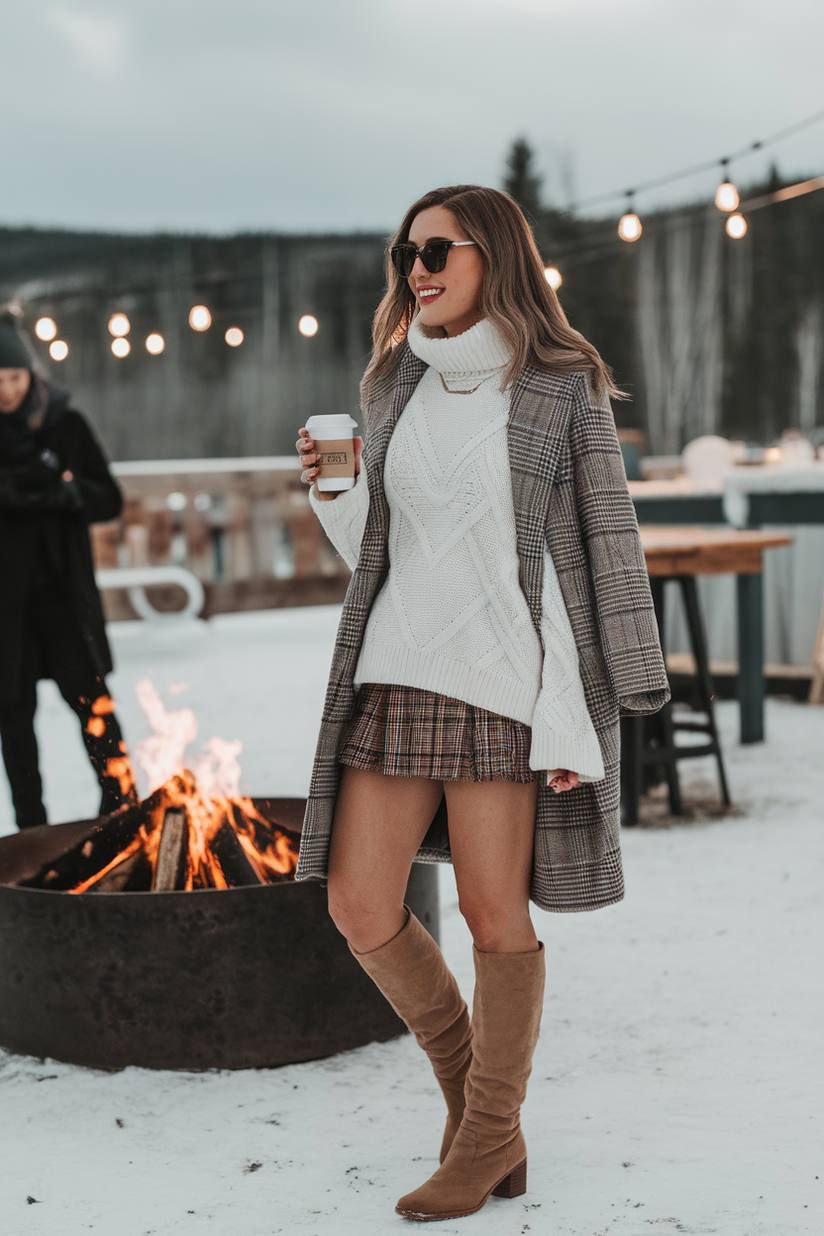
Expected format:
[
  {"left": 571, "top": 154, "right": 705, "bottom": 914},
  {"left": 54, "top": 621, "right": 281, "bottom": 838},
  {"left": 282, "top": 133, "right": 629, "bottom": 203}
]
[
  {"left": 294, "top": 186, "right": 668, "bottom": 1222},
  {"left": 0, "top": 310, "right": 137, "bottom": 829}
]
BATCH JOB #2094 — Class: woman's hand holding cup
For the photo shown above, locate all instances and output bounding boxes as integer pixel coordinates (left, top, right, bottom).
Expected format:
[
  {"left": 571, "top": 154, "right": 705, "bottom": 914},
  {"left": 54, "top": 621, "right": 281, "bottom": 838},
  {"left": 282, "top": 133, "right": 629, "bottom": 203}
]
[
  {"left": 297, "top": 428, "right": 322, "bottom": 484},
  {"left": 297, "top": 426, "right": 362, "bottom": 500}
]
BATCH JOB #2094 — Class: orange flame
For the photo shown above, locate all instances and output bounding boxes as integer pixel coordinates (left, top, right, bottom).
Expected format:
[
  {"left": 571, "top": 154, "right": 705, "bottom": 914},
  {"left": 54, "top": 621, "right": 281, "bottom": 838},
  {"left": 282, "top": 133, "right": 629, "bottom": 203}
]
[
  {"left": 70, "top": 836, "right": 144, "bottom": 895},
  {"left": 69, "top": 772, "right": 298, "bottom": 894},
  {"left": 106, "top": 755, "right": 138, "bottom": 802},
  {"left": 64, "top": 680, "right": 299, "bottom": 894}
]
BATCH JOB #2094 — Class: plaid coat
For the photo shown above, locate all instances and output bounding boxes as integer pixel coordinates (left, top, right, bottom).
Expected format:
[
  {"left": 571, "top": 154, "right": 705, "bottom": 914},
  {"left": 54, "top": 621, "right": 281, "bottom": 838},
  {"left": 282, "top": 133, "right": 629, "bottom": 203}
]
[{"left": 295, "top": 343, "right": 670, "bottom": 913}]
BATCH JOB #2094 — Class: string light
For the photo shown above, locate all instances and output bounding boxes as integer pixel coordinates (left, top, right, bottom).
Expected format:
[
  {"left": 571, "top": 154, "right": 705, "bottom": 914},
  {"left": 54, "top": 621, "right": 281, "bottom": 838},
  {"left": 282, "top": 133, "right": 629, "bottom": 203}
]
[
  {"left": 618, "top": 194, "right": 642, "bottom": 242},
  {"left": 35, "top": 317, "right": 57, "bottom": 341},
  {"left": 726, "top": 213, "right": 747, "bottom": 239},
  {"left": 108, "top": 313, "right": 130, "bottom": 337},
  {"left": 715, "top": 181, "right": 740, "bottom": 212},
  {"left": 22, "top": 154, "right": 823, "bottom": 360},
  {"left": 189, "top": 305, "right": 211, "bottom": 331},
  {"left": 618, "top": 214, "right": 642, "bottom": 241},
  {"left": 714, "top": 159, "right": 740, "bottom": 212},
  {"left": 570, "top": 105, "right": 824, "bottom": 212}
]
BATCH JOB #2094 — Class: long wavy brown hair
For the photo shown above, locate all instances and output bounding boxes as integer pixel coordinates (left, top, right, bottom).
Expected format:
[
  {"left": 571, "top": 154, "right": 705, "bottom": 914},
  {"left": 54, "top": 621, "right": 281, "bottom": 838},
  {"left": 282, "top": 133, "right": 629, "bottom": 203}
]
[{"left": 362, "top": 184, "right": 624, "bottom": 401}]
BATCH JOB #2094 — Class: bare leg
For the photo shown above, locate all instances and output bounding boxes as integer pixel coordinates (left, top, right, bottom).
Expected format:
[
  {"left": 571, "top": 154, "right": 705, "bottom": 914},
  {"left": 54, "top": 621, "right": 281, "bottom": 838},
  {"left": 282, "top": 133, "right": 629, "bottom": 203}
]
[
  {"left": 326, "top": 766, "right": 444, "bottom": 954},
  {"left": 445, "top": 779, "right": 539, "bottom": 954}
]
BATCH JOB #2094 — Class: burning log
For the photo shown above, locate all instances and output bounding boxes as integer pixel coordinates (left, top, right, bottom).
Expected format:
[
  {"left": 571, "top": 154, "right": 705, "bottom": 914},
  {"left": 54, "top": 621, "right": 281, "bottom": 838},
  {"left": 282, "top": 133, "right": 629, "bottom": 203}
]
[
  {"left": 87, "top": 850, "right": 147, "bottom": 893},
  {"left": 151, "top": 808, "right": 189, "bottom": 891},
  {"left": 20, "top": 802, "right": 147, "bottom": 892},
  {"left": 211, "top": 819, "right": 264, "bottom": 887},
  {"left": 16, "top": 774, "right": 299, "bottom": 894},
  {"left": 229, "top": 802, "right": 299, "bottom": 883}
]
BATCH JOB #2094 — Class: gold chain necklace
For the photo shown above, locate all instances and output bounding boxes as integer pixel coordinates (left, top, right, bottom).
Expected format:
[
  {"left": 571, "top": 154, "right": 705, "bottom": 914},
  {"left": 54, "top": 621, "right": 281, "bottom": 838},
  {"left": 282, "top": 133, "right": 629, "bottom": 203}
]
[{"left": 439, "top": 372, "right": 493, "bottom": 395}]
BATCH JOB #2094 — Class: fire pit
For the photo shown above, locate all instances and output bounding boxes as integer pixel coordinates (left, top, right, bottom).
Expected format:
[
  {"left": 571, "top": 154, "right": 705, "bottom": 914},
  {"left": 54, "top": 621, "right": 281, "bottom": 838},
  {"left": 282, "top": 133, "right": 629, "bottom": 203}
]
[{"left": 0, "top": 794, "right": 439, "bottom": 1071}]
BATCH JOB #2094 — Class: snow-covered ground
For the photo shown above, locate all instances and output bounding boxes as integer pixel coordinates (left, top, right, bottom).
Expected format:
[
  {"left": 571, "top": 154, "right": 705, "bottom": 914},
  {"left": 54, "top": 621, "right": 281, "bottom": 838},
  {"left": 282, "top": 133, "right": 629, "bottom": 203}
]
[{"left": 1, "top": 608, "right": 822, "bottom": 1236}]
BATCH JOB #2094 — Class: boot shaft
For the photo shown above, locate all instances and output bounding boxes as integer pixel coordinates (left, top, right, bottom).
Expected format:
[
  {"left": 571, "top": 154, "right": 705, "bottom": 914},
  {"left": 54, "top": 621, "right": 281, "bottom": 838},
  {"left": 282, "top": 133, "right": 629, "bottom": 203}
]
[{"left": 464, "top": 944, "right": 545, "bottom": 1122}]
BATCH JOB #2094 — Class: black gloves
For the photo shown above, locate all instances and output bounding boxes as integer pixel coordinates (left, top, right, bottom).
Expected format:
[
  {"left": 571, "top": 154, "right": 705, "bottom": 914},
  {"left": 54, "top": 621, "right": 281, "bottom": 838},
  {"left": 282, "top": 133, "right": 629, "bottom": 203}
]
[
  {"left": 0, "top": 451, "right": 82, "bottom": 511},
  {"left": 15, "top": 449, "right": 62, "bottom": 493}
]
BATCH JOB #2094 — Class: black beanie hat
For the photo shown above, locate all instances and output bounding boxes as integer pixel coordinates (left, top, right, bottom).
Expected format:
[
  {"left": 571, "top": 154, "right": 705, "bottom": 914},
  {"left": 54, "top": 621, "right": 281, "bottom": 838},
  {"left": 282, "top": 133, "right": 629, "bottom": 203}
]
[{"left": 0, "top": 311, "right": 34, "bottom": 370}]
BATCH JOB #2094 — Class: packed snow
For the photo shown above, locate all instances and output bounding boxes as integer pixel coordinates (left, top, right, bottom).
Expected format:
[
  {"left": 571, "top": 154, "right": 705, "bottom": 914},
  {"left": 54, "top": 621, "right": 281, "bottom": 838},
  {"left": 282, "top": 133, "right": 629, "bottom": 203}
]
[{"left": 1, "top": 607, "right": 822, "bottom": 1235}]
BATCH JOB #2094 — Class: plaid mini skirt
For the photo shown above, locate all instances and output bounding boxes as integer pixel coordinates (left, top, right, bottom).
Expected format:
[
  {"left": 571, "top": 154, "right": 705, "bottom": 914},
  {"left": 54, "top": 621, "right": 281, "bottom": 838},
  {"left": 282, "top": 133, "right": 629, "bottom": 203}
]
[{"left": 339, "top": 683, "right": 535, "bottom": 783}]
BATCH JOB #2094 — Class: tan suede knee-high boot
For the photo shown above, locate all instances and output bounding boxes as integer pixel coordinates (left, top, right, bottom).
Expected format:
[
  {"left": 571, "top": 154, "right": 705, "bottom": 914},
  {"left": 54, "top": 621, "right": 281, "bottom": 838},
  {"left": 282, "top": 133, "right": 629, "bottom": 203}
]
[
  {"left": 395, "top": 941, "right": 545, "bottom": 1222},
  {"left": 349, "top": 910, "right": 472, "bottom": 1163}
]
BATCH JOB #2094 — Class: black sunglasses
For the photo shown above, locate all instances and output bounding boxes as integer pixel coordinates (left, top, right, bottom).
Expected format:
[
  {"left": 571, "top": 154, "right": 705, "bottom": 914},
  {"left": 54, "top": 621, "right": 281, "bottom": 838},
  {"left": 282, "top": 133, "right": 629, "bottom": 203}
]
[{"left": 390, "top": 240, "right": 476, "bottom": 278}]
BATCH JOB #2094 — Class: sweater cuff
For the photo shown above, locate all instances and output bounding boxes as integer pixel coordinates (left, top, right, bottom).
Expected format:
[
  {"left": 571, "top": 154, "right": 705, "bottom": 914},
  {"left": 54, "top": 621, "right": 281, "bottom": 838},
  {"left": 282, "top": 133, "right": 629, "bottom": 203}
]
[{"left": 528, "top": 727, "right": 605, "bottom": 783}]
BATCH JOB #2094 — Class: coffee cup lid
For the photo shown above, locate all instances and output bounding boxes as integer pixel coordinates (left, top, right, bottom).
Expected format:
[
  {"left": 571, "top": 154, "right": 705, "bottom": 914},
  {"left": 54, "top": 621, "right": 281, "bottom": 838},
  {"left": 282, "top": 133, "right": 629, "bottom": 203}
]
[{"left": 305, "top": 414, "right": 358, "bottom": 433}]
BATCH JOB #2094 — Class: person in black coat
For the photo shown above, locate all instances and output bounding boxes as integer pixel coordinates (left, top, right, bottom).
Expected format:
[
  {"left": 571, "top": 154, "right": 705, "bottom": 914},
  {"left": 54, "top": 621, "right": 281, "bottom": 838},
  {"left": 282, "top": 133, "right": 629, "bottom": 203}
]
[{"left": 0, "top": 311, "right": 137, "bottom": 828}]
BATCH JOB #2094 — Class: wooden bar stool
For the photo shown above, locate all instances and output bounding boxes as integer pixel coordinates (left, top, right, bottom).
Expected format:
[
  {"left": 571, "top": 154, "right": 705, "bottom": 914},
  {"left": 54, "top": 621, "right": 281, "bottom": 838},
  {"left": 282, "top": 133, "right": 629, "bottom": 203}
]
[
  {"left": 621, "top": 576, "right": 729, "bottom": 825},
  {"left": 622, "top": 527, "right": 791, "bottom": 825}
]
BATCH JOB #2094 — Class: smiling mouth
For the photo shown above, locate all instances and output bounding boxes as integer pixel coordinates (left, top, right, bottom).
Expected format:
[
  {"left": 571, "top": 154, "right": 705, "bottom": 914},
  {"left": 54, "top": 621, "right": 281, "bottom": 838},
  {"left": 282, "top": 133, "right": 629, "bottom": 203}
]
[{"left": 418, "top": 288, "right": 444, "bottom": 301}]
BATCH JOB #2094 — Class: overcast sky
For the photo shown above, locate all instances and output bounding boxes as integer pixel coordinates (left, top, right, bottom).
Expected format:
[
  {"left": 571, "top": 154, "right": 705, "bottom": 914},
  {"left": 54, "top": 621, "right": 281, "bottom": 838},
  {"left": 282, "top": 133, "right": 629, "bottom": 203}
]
[{"left": 5, "top": 0, "right": 824, "bottom": 236}]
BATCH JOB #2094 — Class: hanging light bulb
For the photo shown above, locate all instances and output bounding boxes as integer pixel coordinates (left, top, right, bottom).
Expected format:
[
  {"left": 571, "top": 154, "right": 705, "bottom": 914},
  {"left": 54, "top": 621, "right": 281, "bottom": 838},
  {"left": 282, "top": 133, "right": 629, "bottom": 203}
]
[
  {"left": 715, "top": 181, "right": 740, "bottom": 212},
  {"left": 618, "top": 214, "right": 642, "bottom": 241},
  {"left": 189, "top": 305, "right": 211, "bottom": 331},
  {"left": 49, "top": 340, "right": 69, "bottom": 361},
  {"left": 714, "top": 159, "right": 739, "bottom": 212},
  {"left": 618, "top": 193, "right": 642, "bottom": 242},
  {"left": 108, "top": 313, "right": 130, "bottom": 337},
  {"left": 225, "top": 327, "right": 244, "bottom": 347},
  {"left": 35, "top": 317, "right": 57, "bottom": 341},
  {"left": 298, "top": 315, "right": 319, "bottom": 337},
  {"left": 544, "top": 267, "right": 562, "bottom": 290},
  {"left": 726, "top": 213, "right": 747, "bottom": 239},
  {"left": 146, "top": 333, "right": 165, "bottom": 354},
  {"left": 111, "top": 337, "right": 131, "bottom": 358}
]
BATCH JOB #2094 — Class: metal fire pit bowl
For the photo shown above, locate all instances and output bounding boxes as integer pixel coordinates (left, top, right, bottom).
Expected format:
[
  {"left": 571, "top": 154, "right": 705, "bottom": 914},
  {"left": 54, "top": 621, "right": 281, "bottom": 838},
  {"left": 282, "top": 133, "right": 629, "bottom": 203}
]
[{"left": 0, "top": 799, "right": 439, "bottom": 1071}]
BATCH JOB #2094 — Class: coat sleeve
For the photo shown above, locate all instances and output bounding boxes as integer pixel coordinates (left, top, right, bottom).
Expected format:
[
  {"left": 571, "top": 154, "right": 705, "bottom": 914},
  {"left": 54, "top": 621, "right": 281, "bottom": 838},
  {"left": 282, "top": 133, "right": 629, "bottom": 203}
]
[
  {"left": 569, "top": 376, "right": 670, "bottom": 715},
  {"left": 61, "top": 410, "right": 123, "bottom": 524}
]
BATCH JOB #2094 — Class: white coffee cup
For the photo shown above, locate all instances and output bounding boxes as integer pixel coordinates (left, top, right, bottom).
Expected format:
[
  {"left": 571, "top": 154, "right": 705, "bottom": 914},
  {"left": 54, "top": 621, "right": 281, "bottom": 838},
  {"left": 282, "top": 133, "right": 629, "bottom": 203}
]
[{"left": 305, "top": 414, "right": 359, "bottom": 492}]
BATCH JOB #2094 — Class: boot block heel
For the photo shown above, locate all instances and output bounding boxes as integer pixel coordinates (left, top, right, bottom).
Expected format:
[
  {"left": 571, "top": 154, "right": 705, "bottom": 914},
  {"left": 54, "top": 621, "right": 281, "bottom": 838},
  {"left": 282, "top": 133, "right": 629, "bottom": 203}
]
[{"left": 492, "top": 1157, "right": 527, "bottom": 1199}]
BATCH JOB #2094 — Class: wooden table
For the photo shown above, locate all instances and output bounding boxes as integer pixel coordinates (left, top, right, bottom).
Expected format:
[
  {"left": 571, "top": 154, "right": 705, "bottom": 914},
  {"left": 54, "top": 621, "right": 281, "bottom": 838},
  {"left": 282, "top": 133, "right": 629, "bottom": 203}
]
[{"left": 640, "top": 527, "right": 792, "bottom": 743}]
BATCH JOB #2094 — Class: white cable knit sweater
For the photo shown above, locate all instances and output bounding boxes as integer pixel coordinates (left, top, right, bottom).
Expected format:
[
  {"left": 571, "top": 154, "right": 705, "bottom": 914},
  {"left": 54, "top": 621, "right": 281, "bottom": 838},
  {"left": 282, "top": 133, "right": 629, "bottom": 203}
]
[{"left": 309, "top": 318, "right": 605, "bottom": 780}]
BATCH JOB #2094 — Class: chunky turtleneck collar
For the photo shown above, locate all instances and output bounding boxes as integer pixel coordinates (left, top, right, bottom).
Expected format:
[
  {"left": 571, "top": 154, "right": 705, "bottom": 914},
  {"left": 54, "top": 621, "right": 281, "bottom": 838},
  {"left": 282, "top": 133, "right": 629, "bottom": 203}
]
[{"left": 407, "top": 317, "right": 511, "bottom": 379}]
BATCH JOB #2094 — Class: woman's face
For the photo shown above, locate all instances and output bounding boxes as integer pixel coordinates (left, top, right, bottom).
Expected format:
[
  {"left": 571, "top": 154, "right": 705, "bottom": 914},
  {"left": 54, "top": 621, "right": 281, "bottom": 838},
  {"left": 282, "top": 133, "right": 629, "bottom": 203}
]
[
  {"left": 0, "top": 368, "right": 31, "bottom": 414},
  {"left": 406, "top": 205, "right": 485, "bottom": 337}
]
